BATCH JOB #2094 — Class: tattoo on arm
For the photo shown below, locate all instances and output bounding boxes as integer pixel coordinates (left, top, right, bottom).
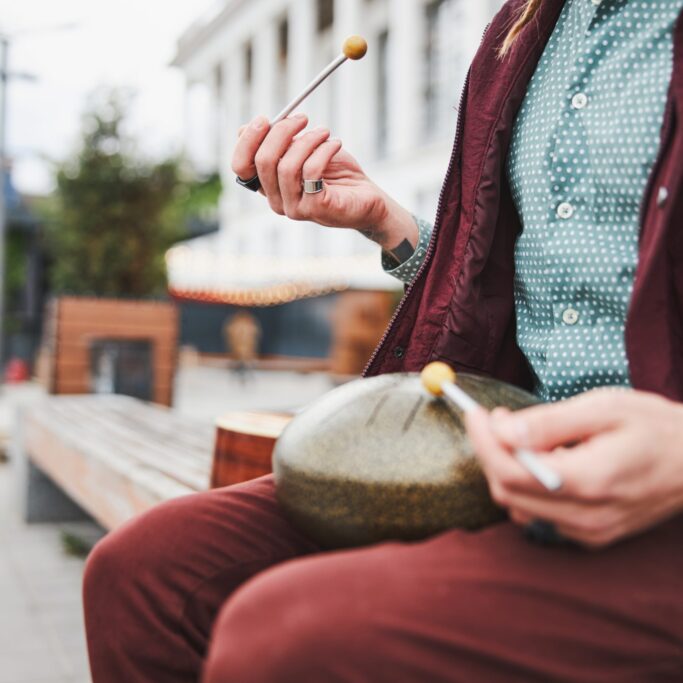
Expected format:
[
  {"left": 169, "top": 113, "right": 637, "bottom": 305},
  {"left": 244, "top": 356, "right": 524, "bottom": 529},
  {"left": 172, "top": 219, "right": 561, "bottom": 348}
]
[{"left": 384, "top": 239, "right": 416, "bottom": 267}]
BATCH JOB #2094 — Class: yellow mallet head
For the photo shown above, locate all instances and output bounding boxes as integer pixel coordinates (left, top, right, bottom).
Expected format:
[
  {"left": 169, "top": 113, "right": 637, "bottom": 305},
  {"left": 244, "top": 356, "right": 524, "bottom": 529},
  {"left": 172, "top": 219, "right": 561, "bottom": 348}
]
[
  {"left": 343, "top": 35, "right": 368, "bottom": 60},
  {"left": 421, "top": 362, "right": 457, "bottom": 397}
]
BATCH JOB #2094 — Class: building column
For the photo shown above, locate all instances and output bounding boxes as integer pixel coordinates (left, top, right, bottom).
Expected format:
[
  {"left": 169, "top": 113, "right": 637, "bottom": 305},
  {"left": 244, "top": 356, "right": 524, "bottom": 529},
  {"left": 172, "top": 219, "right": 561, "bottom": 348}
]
[
  {"left": 460, "top": 0, "right": 492, "bottom": 59},
  {"left": 333, "top": 0, "right": 366, "bottom": 149},
  {"left": 388, "top": 0, "right": 423, "bottom": 158},
  {"left": 210, "top": 62, "right": 227, "bottom": 175},
  {"left": 253, "top": 20, "right": 278, "bottom": 120},
  {"left": 222, "top": 49, "right": 243, "bottom": 219},
  {"left": 288, "top": 0, "right": 317, "bottom": 100}
]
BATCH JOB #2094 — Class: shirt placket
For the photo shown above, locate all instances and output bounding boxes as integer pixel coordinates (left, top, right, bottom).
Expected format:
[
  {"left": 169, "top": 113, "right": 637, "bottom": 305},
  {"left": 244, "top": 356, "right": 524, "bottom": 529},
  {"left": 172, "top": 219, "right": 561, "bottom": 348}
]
[{"left": 543, "top": 0, "right": 605, "bottom": 389}]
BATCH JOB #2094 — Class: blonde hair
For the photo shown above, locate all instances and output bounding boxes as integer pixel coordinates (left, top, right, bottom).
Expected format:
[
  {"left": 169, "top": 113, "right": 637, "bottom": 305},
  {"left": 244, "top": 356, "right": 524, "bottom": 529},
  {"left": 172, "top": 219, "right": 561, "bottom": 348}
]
[{"left": 499, "top": 0, "right": 543, "bottom": 57}]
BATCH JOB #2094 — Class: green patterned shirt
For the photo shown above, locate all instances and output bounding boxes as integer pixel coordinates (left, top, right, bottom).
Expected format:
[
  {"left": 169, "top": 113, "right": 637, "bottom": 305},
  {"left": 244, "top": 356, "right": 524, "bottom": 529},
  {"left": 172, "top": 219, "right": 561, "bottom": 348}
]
[{"left": 385, "top": 0, "right": 681, "bottom": 401}]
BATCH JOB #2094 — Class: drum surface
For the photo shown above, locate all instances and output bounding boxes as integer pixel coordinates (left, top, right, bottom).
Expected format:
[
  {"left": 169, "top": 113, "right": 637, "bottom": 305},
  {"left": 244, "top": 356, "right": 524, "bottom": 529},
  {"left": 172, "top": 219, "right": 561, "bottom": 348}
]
[{"left": 273, "top": 372, "right": 538, "bottom": 548}]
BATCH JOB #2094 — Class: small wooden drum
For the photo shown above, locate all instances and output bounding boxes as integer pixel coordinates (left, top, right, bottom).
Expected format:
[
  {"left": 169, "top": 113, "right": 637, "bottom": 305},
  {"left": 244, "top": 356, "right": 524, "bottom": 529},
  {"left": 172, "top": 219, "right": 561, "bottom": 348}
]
[
  {"left": 273, "top": 372, "right": 538, "bottom": 548},
  {"left": 211, "top": 412, "right": 292, "bottom": 489}
]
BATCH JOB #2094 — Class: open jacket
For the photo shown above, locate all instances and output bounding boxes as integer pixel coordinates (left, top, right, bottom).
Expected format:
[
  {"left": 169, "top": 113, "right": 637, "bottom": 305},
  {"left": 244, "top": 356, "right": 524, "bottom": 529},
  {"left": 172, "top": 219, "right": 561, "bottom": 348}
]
[{"left": 365, "top": 0, "right": 683, "bottom": 402}]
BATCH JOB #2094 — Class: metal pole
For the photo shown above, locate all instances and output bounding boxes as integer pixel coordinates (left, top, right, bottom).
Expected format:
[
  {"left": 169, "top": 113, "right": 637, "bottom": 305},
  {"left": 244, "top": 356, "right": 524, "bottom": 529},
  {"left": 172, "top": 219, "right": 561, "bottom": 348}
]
[{"left": 0, "top": 37, "right": 8, "bottom": 377}]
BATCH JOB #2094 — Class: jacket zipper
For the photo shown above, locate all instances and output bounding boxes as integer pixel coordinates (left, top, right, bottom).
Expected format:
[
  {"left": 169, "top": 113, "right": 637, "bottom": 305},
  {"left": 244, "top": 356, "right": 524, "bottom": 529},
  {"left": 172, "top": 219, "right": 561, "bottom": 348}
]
[{"left": 363, "top": 24, "right": 490, "bottom": 377}]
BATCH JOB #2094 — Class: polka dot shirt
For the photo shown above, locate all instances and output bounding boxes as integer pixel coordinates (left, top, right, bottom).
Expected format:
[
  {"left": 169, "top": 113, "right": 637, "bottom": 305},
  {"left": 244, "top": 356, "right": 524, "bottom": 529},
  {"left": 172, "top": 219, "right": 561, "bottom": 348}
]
[
  {"left": 385, "top": 0, "right": 680, "bottom": 402},
  {"left": 508, "top": 0, "right": 680, "bottom": 401}
]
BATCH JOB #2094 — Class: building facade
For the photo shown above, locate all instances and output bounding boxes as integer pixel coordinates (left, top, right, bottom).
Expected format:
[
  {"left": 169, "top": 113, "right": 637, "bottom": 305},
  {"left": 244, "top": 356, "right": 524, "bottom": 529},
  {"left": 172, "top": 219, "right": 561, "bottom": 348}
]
[{"left": 169, "top": 0, "right": 505, "bottom": 303}]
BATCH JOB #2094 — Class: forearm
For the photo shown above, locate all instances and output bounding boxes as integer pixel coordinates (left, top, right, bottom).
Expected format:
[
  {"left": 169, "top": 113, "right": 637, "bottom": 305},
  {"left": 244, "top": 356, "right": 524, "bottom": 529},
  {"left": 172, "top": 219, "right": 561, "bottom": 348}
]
[{"left": 358, "top": 194, "right": 419, "bottom": 251}]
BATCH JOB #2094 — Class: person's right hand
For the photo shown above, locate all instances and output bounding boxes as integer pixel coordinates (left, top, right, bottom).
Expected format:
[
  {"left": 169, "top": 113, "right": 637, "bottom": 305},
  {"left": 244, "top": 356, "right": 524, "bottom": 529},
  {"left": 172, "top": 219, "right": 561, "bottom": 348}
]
[{"left": 231, "top": 114, "right": 417, "bottom": 250}]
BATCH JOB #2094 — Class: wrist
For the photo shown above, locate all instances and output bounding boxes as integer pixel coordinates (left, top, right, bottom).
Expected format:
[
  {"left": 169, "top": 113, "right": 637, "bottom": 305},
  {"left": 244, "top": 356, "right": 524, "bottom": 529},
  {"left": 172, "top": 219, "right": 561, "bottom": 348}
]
[{"left": 363, "top": 193, "right": 418, "bottom": 251}]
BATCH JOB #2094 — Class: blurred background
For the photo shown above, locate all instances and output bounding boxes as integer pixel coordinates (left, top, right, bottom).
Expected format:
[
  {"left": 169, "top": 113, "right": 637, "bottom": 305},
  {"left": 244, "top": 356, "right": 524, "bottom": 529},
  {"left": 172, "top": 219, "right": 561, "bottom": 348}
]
[{"left": 0, "top": 1, "right": 503, "bottom": 681}]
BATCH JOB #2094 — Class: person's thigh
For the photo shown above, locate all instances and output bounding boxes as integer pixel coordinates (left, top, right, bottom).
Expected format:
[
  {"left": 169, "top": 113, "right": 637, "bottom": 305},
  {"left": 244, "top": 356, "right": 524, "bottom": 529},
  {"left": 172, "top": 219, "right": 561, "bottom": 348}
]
[
  {"left": 204, "top": 514, "right": 683, "bottom": 683},
  {"left": 84, "top": 475, "right": 320, "bottom": 683}
]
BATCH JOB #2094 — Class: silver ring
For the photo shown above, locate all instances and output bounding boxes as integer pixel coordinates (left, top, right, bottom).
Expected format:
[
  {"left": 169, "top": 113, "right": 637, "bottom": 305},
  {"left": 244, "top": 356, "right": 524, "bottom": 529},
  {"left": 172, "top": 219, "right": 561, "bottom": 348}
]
[{"left": 303, "top": 179, "right": 324, "bottom": 194}]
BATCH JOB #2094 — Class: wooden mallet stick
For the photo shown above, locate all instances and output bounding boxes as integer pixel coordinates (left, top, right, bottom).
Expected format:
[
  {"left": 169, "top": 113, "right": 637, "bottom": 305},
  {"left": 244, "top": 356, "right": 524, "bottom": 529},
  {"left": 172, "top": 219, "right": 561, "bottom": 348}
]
[
  {"left": 237, "top": 36, "right": 367, "bottom": 192},
  {"left": 421, "top": 362, "right": 563, "bottom": 492},
  {"left": 271, "top": 35, "right": 368, "bottom": 124}
]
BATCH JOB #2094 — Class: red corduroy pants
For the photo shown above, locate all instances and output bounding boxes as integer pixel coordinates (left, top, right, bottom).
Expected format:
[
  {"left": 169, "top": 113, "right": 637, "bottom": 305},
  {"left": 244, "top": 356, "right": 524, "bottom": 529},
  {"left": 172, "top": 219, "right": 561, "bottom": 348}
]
[{"left": 83, "top": 475, "right": 683, "bottom": 682}]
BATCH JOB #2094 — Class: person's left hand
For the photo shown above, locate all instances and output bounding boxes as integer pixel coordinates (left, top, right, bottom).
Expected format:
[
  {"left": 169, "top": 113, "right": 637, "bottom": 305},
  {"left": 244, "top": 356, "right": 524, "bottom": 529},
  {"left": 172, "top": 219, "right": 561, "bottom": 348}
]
[{"left": 465, "top": 389, "right": 683, "bottom": 548}]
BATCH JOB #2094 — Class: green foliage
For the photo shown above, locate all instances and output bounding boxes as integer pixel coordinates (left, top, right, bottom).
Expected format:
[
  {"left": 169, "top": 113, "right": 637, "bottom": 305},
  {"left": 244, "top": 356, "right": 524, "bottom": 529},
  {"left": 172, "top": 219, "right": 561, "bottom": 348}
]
[
  {"left": 174, "top": 172, "right": 222, "bottom": 220},
  {"left": 5, "top": 231, "right": 28, "bottom": 333},
  {"left": 60, "top": 530, "right": 95, "bottom": 559},
  {"left": 48, "top": 96, "right": 186, "bottom": 298},
  {"left": 163, "top": 170, "right": 222, "bottom": 239}
]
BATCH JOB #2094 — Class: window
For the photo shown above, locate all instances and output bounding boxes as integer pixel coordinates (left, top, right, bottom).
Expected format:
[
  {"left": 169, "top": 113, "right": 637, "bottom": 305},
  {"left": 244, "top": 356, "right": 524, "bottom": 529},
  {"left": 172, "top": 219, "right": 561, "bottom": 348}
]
[
  {"left": 317, "top": 0, "right": 334, "bottom": 33},
  {"left": 213, "top": 63, "right": 224, "bottom": 166},
  {"left": 244, "top": 41, "right": 253, "bottom": 86},
  {"left": 214, "top": 63, "right": 223, "bottom": 98},
  {"left": 278, "top": 16, "right": 289, "bottom": 63},
  {"left": 241, "top": 41, "right": 253, "bottom": 121},
  {"left": 276, "top": 15, "right": 289, "bottom": 110},
  {"left": 376, "top": 30, "right": 389, "bottom": 158},
  {"left": 423, "top": 0, "right": 466, "bottom": 139}
]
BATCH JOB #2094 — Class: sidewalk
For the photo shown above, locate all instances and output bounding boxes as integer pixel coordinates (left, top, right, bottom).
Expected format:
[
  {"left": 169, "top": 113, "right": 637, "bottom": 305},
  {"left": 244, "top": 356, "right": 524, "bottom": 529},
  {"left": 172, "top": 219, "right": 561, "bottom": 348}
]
[
  {"left": 0, "top": 460, "right": 95, "bottom": 683},
  {"left": 0, "top": 367, "right": 338, "bottom": 682}
]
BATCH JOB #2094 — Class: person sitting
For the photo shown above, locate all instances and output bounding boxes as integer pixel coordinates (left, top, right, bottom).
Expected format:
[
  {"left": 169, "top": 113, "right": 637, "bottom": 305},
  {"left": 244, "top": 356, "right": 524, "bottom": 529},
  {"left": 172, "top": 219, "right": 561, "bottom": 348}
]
[{"left": 83, "top": 1, "right": 683, "bottom": 680}]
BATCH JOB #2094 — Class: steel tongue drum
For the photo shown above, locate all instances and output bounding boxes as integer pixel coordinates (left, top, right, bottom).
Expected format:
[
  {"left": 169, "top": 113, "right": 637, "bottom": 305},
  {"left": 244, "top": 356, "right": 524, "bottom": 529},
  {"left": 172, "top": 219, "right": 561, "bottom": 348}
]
[{"left": 273, "top": 369, "right": 539, "bottom": 549}]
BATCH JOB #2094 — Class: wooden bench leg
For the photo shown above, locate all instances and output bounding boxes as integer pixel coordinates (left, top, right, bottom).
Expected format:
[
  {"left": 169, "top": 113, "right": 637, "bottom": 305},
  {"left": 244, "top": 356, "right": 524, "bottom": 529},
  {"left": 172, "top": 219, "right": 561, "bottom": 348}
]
[
  {"left": 13, "top": 412, "right": 93, "bottom": 524},
  {"left": 23, "top": 459, "right": 93, "bottom": 524}
]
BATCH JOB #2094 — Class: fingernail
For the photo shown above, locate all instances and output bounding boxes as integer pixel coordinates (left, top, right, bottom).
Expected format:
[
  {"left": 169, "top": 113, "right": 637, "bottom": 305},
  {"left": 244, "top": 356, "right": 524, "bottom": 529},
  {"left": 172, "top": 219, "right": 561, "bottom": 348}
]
[
  {"left": 252, "top": 116, "right": 268, "bottom": 130},
  {"left": 329, "top": 137, "right": 341, "bottom": 143},
  {"left": 311, "top": 126, "right": 328, "bottom": 133},
  {"left": 294, "top": 113, "right": 307, "bottom": 120}
]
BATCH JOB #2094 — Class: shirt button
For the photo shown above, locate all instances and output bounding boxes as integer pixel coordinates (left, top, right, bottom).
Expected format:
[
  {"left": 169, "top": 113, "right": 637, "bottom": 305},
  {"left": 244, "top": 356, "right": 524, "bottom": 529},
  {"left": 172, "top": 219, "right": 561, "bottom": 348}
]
[
  {"left": 562, "top": 308, "right": 580, "bottom": 326},
  {"left": 571, "top": 93, "right": 588, "bottom": 110},
  {"left": 557, "top": 202, "right": 575, "bottom": 219},
  {"left": 393, "top": 346, "right": 405, "bottom": 359}
]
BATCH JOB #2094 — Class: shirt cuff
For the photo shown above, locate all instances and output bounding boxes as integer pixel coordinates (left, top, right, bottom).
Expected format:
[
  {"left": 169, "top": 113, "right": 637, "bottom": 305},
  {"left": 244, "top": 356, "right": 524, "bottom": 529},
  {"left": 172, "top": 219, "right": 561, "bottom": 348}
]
[{"left": 381, "top": 216, "right": 434, "bottom": 285}]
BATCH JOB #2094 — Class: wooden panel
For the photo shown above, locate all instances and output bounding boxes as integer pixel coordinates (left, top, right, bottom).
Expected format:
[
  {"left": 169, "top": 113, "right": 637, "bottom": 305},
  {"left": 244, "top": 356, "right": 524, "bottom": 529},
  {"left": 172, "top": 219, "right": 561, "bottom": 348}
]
[
  {"left": 43, "top": 296, "right": 179, "bottom": 407},
  {"left": 211, "top": 412, "right": 292, "bottom": 488},
  {"left": 330, "top": 291, "right": 395, "bottom": 375},
  {"left": 22, "top": 395, "right": 213, "bottom": 530}
]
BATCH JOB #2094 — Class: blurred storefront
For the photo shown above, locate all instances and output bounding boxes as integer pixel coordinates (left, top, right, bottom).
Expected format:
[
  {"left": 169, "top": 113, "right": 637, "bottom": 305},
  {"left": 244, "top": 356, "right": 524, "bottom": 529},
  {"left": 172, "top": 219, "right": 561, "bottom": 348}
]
[
  {"left": 3, "top": 168, "right": 49, "bottom": 371},
  {"left": 169, "top": 0, "right": 504, "bottom": 373}
]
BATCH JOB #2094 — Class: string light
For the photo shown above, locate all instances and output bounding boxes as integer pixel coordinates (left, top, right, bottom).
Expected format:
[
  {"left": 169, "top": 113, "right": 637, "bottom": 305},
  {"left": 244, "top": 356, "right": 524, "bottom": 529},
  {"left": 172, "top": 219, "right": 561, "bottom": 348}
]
[
  {"left": 169, "top": 281, "right": 351, "bottom": 308},
  {"left": 165, "top": 242, "right": 399, "bottom": 308}
]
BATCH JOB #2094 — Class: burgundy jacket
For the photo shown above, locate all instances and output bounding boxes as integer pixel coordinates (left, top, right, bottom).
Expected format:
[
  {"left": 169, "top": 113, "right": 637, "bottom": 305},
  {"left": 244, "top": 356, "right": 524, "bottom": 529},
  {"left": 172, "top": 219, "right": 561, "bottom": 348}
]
[{"left": 365, "top": 0, "right": 683, "bottom": 402}]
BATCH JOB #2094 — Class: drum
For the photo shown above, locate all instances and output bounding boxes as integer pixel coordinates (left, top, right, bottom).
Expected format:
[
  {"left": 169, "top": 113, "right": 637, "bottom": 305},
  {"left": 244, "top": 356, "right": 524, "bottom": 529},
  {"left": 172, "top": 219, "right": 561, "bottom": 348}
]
[{"left": 273, "top": 372, "right": 538, "bottom": 548}]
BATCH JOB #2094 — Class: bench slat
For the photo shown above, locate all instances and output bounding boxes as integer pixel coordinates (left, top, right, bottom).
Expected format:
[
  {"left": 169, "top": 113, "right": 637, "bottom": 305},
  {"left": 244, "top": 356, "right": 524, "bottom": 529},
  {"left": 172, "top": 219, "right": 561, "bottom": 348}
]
[
  {"left": 21, "top": 395, "right": 215, "bottom": 529},
  {"left": 27, "top": 409, "right": 211, "bottom": 491}
]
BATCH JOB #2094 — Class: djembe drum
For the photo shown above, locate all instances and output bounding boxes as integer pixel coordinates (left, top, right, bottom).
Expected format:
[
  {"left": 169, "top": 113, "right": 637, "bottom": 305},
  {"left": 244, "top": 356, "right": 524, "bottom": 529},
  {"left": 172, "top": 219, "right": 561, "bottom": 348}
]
[{"left": 273, "top": 372, "right": 538, "bottom": 549}]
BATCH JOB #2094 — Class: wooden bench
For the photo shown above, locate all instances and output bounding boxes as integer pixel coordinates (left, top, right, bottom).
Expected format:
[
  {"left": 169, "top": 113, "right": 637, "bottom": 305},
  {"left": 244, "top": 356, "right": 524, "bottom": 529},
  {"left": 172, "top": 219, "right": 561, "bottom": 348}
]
[{"left": 17, "top": 395, "right": 215, "bottom": 530}]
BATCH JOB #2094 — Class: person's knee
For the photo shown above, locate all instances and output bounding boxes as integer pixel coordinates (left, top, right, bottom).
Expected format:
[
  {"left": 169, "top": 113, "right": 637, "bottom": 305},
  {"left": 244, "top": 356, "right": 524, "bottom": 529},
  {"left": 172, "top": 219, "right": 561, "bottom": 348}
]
[
  {"left": 203, "top": 560, "right": 367, "bottom": 683},
  {"left": 83, "top": 496, "right": 192, "bottom": 614}
]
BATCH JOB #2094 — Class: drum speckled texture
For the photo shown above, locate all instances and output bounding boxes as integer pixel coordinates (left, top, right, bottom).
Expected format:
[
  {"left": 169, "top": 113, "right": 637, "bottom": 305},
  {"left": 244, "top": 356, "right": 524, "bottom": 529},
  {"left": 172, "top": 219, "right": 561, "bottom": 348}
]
[{"left": 273, "top": 373, "right": 539, "bottom": 548}]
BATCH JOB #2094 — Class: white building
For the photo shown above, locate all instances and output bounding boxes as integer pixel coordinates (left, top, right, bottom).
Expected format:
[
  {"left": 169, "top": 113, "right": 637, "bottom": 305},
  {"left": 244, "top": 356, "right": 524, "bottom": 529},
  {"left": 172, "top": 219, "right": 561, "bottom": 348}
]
[{"left": 169, "top": 0, "right": 504, "bottom": 305}]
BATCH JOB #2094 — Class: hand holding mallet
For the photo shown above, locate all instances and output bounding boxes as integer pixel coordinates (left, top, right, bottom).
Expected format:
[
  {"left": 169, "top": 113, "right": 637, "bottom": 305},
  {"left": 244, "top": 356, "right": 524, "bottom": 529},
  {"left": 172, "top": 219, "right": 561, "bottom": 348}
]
[
  {"left": 421, "top": 362, "right": 564, "bottom": 492},
  {"left": 236, "top": 36, "right": 368, "bottom": 192}
]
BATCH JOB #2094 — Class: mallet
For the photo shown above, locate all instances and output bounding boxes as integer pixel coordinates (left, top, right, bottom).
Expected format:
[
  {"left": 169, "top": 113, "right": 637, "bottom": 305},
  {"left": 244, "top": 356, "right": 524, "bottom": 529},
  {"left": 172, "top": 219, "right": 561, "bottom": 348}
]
[
  {"left": 421, "top": 362, "right": 563, "bottom": 492},
  {"left": 272, "top": 35, "right": 368, "bottom": 124},
  {"left": 237, "top": 36, "right": 368, "bottom": 192}
]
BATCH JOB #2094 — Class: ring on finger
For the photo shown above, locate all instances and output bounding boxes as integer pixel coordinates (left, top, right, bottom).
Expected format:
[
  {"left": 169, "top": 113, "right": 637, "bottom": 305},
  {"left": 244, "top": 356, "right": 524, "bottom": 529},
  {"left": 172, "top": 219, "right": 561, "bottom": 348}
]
[{"left": 303, "top": 179, "right": 324, "bottom": 195}]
